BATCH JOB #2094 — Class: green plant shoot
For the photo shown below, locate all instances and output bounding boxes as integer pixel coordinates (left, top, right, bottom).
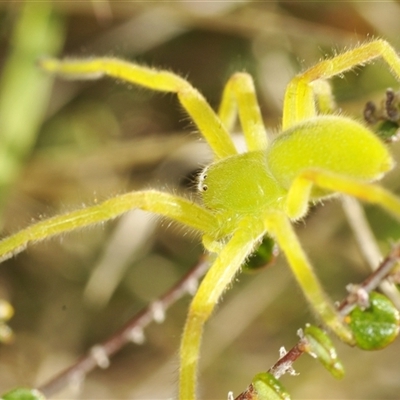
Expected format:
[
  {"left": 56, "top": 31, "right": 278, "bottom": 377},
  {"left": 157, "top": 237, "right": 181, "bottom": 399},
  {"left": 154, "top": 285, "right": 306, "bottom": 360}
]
[
  {"left": 1, "top": 388, "right": 46, "bottom": 400},
  {"left": 303, "top": 325, "right": 345, "bottom": 379},
  {"left": 251, "top": 372, "right": 291, "bottom": 400},
  {"left": 347, "top": 292, "right": 400, "bottom": 350}
]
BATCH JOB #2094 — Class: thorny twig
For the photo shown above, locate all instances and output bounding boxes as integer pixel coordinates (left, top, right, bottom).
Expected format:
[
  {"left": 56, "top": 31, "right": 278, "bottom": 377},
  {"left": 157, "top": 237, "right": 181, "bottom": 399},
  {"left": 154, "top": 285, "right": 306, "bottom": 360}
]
[
  {"left": 234, "top": 242, "right": 400, "bottom": 400},
  {"left": 341, "top": 195, "right": 400, "bottom": 310},
  {"left": 37, "top": 256, "right": 210, "bottom": 397}
]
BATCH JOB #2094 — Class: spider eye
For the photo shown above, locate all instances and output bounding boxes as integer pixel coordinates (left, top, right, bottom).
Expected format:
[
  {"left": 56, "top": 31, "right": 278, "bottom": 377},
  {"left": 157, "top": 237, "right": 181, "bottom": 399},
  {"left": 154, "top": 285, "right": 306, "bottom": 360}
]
[{"left": 197, "top": 168, "right": 209, "bottom": 192}]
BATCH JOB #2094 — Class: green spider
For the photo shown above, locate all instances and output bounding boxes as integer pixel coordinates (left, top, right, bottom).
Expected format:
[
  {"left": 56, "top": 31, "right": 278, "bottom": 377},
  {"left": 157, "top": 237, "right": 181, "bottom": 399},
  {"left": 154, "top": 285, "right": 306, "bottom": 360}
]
[{"left": 2, "top": 39, "right": 400, "bottom": 399}]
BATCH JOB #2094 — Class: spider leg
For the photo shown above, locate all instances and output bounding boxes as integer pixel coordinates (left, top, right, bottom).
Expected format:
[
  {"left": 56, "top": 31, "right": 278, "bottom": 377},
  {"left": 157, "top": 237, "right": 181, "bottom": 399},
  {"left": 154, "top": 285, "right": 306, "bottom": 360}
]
[
  {"left": 179, "top": 216, "right": 265, "bottom": 400},
  {"left": 264, "top": 211, "right": 354, "bottom": 344},
  {"left": 39, "top": 57, "right": 237, "bottom": 159},
  {"left": 0, "top": 190, "right": 218, "bottom": 263},
  {"left": 286, "top": 168, "right": 400, "bottom": 221},
  {"left": 218, "top": 73, "right": 268, "bottom": 151},
  {"left": 283, "top": 39, "right": 400, "bottom": 129}
]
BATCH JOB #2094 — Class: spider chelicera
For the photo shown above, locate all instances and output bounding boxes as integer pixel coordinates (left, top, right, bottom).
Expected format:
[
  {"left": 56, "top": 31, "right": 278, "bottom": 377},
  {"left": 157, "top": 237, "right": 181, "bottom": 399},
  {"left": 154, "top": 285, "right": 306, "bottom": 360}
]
[{"left": 1, "top": 39, "right": 400, "bottom": 399}]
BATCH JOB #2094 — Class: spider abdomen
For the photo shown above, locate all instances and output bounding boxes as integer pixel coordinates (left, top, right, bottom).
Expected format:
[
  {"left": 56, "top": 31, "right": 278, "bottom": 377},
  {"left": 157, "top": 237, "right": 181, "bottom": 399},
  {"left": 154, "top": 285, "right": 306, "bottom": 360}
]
[{"left": 266, "top": 115, "right": 394, "bottom": 192}]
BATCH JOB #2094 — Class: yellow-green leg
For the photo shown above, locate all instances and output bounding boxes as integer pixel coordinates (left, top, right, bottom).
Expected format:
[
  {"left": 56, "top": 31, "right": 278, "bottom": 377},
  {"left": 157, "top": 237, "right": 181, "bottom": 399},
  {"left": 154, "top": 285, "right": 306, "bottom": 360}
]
[
  {"left": 39, "top": 57, "right": 237, "bottom": 160},
  {"left": 264, "top": 211, "right": 354, "bottom": 344},
  {"left": 218, "top": 72, "right": 268, "bottom": 151},
  {"left": 179, "top": 216, "right": 265, "bottom": 400},
  {"left": 0, "top": 190, "right": 218, "bottom": 263},
  {"left": 286, "top": 169, "right": 400, "bottom": 221},
  {"left": 283, "top": 39, "right": 400, "bottom": 129}
]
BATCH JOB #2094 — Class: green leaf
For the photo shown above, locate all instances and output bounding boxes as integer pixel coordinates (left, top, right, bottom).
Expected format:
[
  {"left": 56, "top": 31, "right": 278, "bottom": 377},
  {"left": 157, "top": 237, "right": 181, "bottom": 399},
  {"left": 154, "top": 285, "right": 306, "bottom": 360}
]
[
  {"left": 1, "top": 388, "right": 46, "bottom": 400},
  {"left": 243, "top": 236, "right": 278, "bottom": 272},
  {"left": 375, "top": 120, "right": 399, "bottom": 142},
  {"left": 252, "top": 372, "right": 291, "bottom": 400},
  {"left": 347, "top": 292, "right": 400, "bottom": 350},
  {"left": 303, "top": 325, "right": 345, "bottom": 379}
]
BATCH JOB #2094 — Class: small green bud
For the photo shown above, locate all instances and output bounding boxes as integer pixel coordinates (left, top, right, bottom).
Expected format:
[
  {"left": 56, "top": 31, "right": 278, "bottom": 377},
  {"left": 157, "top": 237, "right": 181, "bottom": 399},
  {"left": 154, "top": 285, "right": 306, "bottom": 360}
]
[
  {"left": 347, "top": 292, "right": 400, "bottom": 350},
  {"left": 1, "top": 388, "right": 46, "bottom": 400},
  {"left": 252, "top": 372, "right": 291, "bottom": 400},
  {"left": 303, "top": 325, "right": 345, "bottom": 379},
  {"left": 243, "top": 236, "right": 278, "bottom": 273}
]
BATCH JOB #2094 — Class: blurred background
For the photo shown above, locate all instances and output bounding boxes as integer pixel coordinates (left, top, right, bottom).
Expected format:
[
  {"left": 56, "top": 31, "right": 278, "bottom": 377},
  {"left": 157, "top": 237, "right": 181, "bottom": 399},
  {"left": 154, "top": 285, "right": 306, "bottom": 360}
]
[{"left": 1, "top": 1, "right": 400, "bottom": 399}]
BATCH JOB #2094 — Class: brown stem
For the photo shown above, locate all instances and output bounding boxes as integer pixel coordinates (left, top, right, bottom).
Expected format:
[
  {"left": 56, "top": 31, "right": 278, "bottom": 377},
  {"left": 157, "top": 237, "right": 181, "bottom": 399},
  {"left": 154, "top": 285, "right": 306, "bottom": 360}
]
[{"left": 37, "top": 256, "right": 210, "bottom": 398}]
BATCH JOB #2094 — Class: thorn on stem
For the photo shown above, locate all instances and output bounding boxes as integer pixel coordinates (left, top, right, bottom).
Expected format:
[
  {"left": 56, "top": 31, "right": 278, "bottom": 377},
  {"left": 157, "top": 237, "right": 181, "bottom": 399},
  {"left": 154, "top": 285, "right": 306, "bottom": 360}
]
[
  {"left": 184, "top": 277, "right": 199, "bottom": 296},
  {"left": 90, "top": 345, "right": 110, "bottom": 369},
  {"left": 69, "top": 371, "right": 85, "bottom": 396},
  {"left": 151, "top": 301, "right": 166, "bottom": 323},
  {"left": 345, "top": 284, "right": 370, "bottom": 310},
  {"left": 128, "top": 327, "right": 146, "bottom": 344}
]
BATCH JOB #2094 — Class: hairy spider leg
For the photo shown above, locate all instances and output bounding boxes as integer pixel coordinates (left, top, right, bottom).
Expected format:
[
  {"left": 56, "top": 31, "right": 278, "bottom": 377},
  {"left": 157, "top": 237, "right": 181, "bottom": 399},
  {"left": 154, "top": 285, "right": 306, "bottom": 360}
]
[
  {"left": 264, "top": 211, "right": 354, "bottom": 344},
  {"left": 309, "top": 79, "right": 337, "bottom": 115},
  {"left": 179, "top": 215, "right": 266, "bottom": 399},
  {"left": 218, "top": 72, "right": 268, "bottom": 151},
  {"left": 39, "top": 57, "right": 237, "bottom": 160},
  {"left": 179, "top": 74, "right": 270, "bottom": 398},
  {"left": 287, "top": 169, "right": 400, "bottom": 220},
  {"left": 0, "top": 191, "right": 218, "bottom": 263},
  {"left": 283, "top": 39, "right": 400, "bottom": 129}
]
